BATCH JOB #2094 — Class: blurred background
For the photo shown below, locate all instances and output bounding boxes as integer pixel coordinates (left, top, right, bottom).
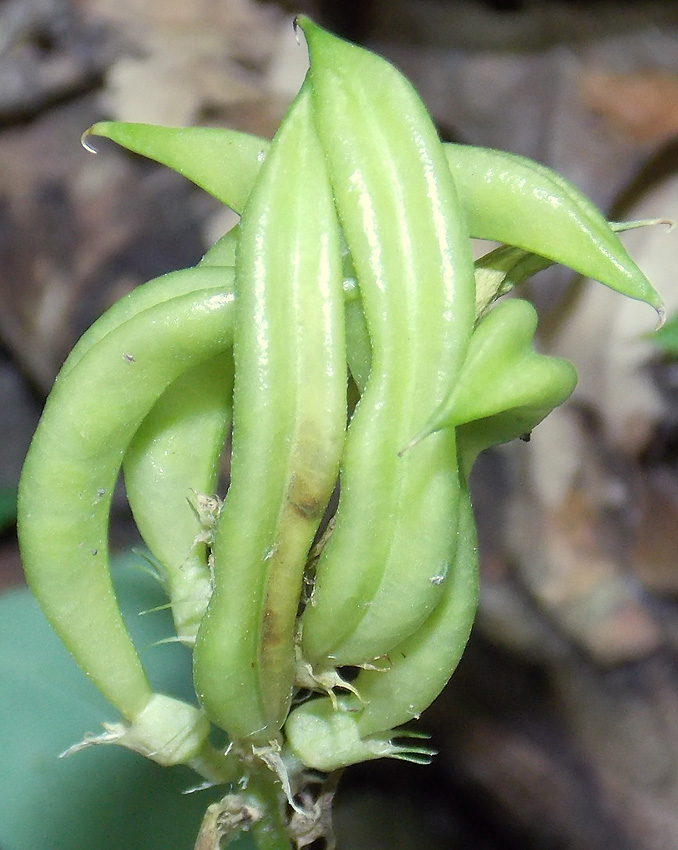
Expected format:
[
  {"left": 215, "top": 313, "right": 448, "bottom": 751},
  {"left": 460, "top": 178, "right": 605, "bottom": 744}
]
[{"left": 3, "top": 0, "right": 678, "bottom": 847}]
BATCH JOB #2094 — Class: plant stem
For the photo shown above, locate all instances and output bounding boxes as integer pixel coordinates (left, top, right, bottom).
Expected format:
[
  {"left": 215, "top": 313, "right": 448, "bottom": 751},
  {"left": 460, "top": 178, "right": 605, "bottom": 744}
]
[
  {"left": 248, "top": 773, "right": 293, "bottom": 850},
  {"left": 192, "top": 767, "right": 293, "bottom": 850},
  {"left": 188, "top": 740, "right": 240, "bottom": 785}
]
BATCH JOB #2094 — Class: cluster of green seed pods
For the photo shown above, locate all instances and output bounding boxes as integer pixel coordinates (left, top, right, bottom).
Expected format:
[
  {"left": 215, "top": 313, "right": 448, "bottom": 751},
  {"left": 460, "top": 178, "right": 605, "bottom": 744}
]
[{"left": 18, "top": 17, "right": 662, "bottom": 782}]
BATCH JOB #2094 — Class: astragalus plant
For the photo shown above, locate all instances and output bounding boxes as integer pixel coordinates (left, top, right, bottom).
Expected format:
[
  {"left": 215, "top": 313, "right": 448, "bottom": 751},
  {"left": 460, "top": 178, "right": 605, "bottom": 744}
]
[{"left": 17, "top": 16, "right": 663, "bottom": 850}]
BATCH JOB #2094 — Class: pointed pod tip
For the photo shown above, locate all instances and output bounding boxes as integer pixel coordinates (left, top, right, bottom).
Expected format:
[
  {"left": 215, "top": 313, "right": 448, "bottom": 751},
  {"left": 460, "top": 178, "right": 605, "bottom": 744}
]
[
  {"left": 81, "top": 122, "right": 114, "bottom": 154},
  {"left": 80, "top": 127, "right": 98, "bottom": 154},
  {"left": 398, "top": 424, "right": 435, "bottom": 457},
  {"left": 634, "top": 278, "right": 665, "bottom": 321},
  {"left": 612, "top": 217, "right": 676, "bottom": 233},
  {"left": 293, "top": 14, "right": 312, "bottom": 36},
  {"left": 655, "top": 305, "right": 667, "bottom": 331},
  {"left": 651, "top": 217, "right": 677, "bottom": 232},
  {"left": 293, "top": 15, "right": 325, "bottom": 50},
  {"left": 400, "top": 402, "right": 458, "bottom": 455}
]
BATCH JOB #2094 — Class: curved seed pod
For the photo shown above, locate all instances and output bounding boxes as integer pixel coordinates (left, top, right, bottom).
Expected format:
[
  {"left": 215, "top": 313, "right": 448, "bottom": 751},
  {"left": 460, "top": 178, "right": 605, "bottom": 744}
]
[
  {"left": 85, "top": 121, "right": 661, "bottom": 314},
  {"left": 445, "top": 144, "right": 663, "bottom": 314},
  {"left": 284, "top": 483, "right": 478, "bottom": 770},
  {"left": 193, "top": 84, "right": 345, "bottom": 743},
  {"left": 297, "top": 16, "right": 475, "bottom": 668},
  {"left": 404, "top": 299, "right": 578, "bottom": 459},
  {"left": 62, "top": 266, "right": 235, "bottom": 647},
  {"left": 351, "top": 482, "right": 477, "bottom": 737},
  {"left": 83, "top": 122, "right": 266, "bottom": 216},
  {"left": 471, "top": 216, "right": 668, "bottom": 322},
  {"left": 123, "top": 351, "right": 234, "bottom": 644},
  {"left": 120, "top": 263, "right": 363, "bottom": 654},
  {"left": 61, "top": 266, "right": 235, "bottom": 380},
  {"left": 18, "top": 287, "right": 235, "bottom": 719}
]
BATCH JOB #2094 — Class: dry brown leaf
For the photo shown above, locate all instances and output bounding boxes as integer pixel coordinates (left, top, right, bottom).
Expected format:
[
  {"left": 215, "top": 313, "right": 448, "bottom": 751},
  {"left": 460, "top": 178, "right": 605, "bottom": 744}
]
[
  {"left": 508, "top": 408, "right": 662, "bottom": 664},
  {"left": 630, "top": 470, "right": 678, "bottom": 594},
  {"left": 583, "top": 69, "right": 678, "bottom": 145},
  {"left": 80, "top": 0, "right": 301, "bottom": 130}
]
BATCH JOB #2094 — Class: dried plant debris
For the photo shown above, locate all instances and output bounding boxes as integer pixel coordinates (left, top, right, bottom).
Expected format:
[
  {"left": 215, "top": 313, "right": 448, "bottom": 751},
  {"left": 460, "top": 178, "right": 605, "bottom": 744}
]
[
  {"left": 583, "top": 69, "right": 678, "bottom": 146},
  {"left": 0, "top": 0, "right": 116, "bottom": 124},
  {"left": 85, "top": 0, "right": 304, "bottom": 130},
  {"left": 507, "top": 405, "right": 662, "bottom": 665}
]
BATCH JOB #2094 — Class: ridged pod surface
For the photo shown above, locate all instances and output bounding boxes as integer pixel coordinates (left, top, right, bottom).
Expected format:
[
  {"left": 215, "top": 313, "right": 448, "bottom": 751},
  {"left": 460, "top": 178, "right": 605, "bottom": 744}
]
[
  {"left": 297, "top": 16, "right": 475, "bottom": 670},
  {"left": 193, "top": 85, "right": 346, "bottom": 743},
  {"left": 18, "top": 286, "right": 235, "bottom": 719}
]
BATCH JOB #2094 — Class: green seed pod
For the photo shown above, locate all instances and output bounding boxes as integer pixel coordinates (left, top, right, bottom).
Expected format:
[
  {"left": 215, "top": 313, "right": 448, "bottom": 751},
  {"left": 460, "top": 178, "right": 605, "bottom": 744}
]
[
  {"left": 405, "top": 298, "right": 578, "bottom": 469},
  {"left": 18, "top": 286, "right": 235, "bottom": 720},
  {"left": 123, "top": 352, "right": 234, "bottom": 644},
  {"left": 84, "top": 123, "right": 662, "bottom": 314},
  {"left": 60, "top": 266, "right": 235, "bottom": 379},
  {"left": 56, "top": 265, "right": 235, "bottom": 647},
  {"left": 286, "top": 308, "right": 573, "bottom": 767},
  {"left": 193, "top": 84, "right": 346, "bottom": 743},
  {"left": 83, "top": 122, "right": 266, "bottom": 217},
  {"left": 446, "top": 144, "right": 663, "bottom": 313},
  {"left": 350, "top": 483, "right": 477, "bottom": 737},
  {"left": 298, "top": 16, "right": 475, "bottom": 669},
  {"left": 284, "top": 482, "right": 477, "bottom": 768}
]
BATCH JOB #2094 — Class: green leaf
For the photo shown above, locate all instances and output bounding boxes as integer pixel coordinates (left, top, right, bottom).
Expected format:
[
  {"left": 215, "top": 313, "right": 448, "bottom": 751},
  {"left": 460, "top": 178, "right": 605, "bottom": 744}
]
[{"left": 0, "top": 550, "right": 250, "bottom": 850}]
